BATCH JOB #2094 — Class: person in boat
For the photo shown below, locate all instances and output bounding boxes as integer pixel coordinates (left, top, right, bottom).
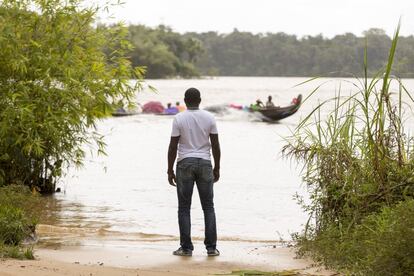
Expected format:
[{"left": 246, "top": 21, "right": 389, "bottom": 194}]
[
  {"left": 164, "top": 103, "right": 179, "bottom": 115},
  {"left": 115, "top": 100, "right": 127, "bottom": 114},
  {"left": 250, "top": 99, "right": 264, "bottom": 111},
  {"left": 115, "top": 106, "right": 126, "bottom": 114},
  {"left": 176, "top": 101, "right": 186, "bottom": 112},
  {"left": 266, "top": 95, "right": 275, "bottom": 108},
  {"left": 167, "top": 87, "right": 221, "bottom": 257}
]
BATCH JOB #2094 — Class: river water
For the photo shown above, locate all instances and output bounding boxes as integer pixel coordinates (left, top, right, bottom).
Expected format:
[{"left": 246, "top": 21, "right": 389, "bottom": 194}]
[{"left": 38, "top": 77, "right": 414, "bottom": 246}]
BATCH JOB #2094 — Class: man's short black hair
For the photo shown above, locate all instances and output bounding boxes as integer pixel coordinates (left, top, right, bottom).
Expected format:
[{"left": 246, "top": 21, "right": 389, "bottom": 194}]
[{"left": 184, "top": 87, "right": 201, "bottom": 105}]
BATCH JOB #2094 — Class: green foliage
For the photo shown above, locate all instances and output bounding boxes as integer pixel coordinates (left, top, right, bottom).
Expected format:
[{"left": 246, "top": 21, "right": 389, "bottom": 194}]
[
  {"left": 23, "top": 247, "right": 35, "bottom": 260},
  {"left": 0, "top": 185, "right": 39, "bottom": 221},
  {"left": 0, "top": 185, "right": 37, "bottom": 245},
  {"left": 356, "top": 200, "right": 414, "bottom": 275},
  {"left": 295, "top": 200, "right": 414, "bottom": 275},
  {"left": 191, "top": 28, "right": 414, "bottom": 77},
  {"left": 0, "top": 242, "right": 34, "bottom": 259},
  {"left": 0, "top": 0, "right": 144, "bottom": 191},
  {"left": 120, "top": 24, "right": 414, "bottom": 78},
  {"left": 0, "top": 205, "right": 30, "bottom": 245},
  {"left": 284, "top": 24, "right": 414, "bottom": 275},
  {"left": 0, "top": 185, "right": 38, "bottom": 259},
  {"left": 127, "top": 24, "right": 202, "bottom": 78}
]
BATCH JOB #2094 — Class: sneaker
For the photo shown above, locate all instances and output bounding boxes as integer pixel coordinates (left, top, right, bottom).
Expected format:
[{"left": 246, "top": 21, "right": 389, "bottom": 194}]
[
  {"left": 173, "top": 247, "right": 192, "bottom": 256},
  {"left": 207, "top": 248, "right": 220, "bottom": 256}
]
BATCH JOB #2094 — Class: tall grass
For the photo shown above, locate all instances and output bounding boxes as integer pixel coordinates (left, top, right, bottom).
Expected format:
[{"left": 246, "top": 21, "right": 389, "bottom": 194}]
[{"left": 283, "top": 23, "right": 414, "bottom": 275}]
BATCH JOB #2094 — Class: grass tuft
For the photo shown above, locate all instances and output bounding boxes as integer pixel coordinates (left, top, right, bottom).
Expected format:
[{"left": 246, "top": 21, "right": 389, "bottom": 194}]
[{"left": 23, "top": 247, "right": 35, "bottom": 260}]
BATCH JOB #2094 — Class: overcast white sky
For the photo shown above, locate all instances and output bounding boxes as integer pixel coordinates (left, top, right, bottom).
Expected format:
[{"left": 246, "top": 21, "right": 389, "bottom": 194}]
[{"left": 96, "top": 0, "right": 414, "bottom": 37}]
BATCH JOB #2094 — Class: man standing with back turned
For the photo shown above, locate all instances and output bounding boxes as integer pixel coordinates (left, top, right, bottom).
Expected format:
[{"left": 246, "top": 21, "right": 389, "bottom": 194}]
[{"left": 167, "top": 87, "right": 221, "bottom": 257}]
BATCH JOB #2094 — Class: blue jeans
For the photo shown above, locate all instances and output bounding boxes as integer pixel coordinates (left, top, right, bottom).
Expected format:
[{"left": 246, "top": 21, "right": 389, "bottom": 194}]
[{"left": 176, "top": 157, "right": 217, "bottom": 251}]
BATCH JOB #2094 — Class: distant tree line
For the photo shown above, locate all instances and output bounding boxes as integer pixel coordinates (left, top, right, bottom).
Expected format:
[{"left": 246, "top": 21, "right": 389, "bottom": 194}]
[
  {"left": 126, "top": 25, "right": 203, "bottom": 78},
  {"left": 125, "top": 25, "right": 414, "bottom": 78}
]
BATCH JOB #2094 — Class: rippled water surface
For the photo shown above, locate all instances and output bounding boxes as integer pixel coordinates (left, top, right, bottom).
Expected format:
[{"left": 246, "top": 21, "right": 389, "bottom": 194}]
[{"left": 38, "top": 77, "right": 414, "bottom": 244}]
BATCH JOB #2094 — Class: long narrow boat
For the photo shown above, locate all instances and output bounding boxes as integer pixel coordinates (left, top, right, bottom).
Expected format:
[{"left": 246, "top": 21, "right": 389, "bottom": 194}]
[
  {"left": 112, "top": 110, "right": 139, "bottom": 117},
  {"left": 252, "top": 94, "right": 302, "bottom": 122},
  {"left": 112, "top": 107, "right": 141, "bottom": 117}
]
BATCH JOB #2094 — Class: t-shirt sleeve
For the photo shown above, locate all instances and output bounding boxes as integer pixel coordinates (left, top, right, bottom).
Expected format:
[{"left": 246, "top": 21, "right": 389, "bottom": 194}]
[
  {"left": 171, "top": 117, "right": 180, "bottom": 137},
  {"left": 210, "top": 117, "right": 218, "bottom": 134}
]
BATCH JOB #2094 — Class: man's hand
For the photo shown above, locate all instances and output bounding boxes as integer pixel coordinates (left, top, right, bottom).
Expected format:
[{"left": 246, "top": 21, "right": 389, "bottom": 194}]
[
  {"left": 210, "top": 134, "right": 221, "bottom": 183},
  {"left": 213, "top": 167, "right": 220, "bottom": 183},
  {"left": 168, "top": 171, "right": 176, "bottom": 186},
  {"left": 168, "top": 136, "right": 179, "bottom": 187}
]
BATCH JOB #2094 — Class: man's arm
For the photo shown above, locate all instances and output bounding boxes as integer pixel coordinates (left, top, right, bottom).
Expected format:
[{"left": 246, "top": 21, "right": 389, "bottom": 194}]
[
  {"left": 167, "top": 136, "right": 180, "bottom": 186},
  {"left": 210, "top": 134, "right": 221, "bottom": 182}
]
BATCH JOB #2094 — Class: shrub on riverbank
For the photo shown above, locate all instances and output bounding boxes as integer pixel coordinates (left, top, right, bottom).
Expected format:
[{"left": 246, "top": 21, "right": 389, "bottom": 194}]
[
  {"left": 0, "top": 0, "right": 144, "bottom": 192},
  {"left": 294, "top": 200, "right": 414, "bottom": 274},
  {"left": 284, "top": 24, "right": 414, "bottom": 275},
  {"left": 0, "top": 185, "right": 38, "bottom": 259}
]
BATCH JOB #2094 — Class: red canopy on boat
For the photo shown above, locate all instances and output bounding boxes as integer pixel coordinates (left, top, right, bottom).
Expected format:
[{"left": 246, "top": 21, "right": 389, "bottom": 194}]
[{"left": 142, "top": 101, "right": 165, "bottom": 114}]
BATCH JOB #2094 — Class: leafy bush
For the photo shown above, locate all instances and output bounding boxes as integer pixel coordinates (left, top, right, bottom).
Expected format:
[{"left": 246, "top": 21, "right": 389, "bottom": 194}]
[
  {"left": 0, "top": 185, "right": 39, "bottom": 220},
  {"left": 0, "top": 185, "right": 38, "bottom": 258},
  {"left": 0, "top": 206, "right": 30, "bottom": 245},
  {"left": 355, "top": 200, "right": 414, "bottom": 275},
  {"left": 295, "top": 200, "right": 414, "bottom": 275},
  {"left": 284, "top": 23, "right": 414, "bottom": 275},
  {"left": 0, "top": 0, "right": 144, "bottom": 192}
]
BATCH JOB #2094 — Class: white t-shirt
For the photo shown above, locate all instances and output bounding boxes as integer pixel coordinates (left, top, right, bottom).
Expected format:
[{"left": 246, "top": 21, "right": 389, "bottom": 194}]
[{"left": 171, "top": 109, "right": 218, "bottom": 162}]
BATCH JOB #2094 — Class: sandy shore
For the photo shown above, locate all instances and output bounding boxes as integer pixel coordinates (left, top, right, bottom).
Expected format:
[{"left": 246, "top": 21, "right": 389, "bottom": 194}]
[{"left": 0, "top": 239, "right": 334, "bottom": 276}]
